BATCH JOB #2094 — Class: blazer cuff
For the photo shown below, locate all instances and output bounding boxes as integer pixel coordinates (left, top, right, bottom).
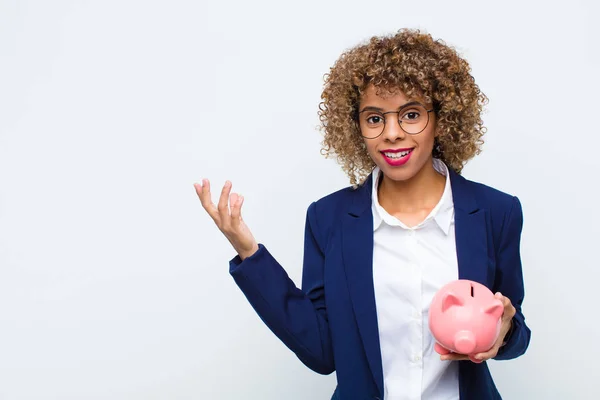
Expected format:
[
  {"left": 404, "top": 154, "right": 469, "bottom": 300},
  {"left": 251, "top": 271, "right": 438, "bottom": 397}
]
[{"left": 229, "top": 243, "right": 267, "bottom": 274}]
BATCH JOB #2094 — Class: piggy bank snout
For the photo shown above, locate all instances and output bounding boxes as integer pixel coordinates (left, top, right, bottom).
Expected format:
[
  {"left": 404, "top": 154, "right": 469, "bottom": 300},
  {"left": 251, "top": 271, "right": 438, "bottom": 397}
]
[{"left": 454, "top": 331, "right": 476, "bottom": 354}]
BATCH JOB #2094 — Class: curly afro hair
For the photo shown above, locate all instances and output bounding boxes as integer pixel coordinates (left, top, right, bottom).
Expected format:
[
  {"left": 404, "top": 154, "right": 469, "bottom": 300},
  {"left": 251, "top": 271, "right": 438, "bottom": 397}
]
[{"left": 318, "top": 28, "right": 489, "bottom": 188}]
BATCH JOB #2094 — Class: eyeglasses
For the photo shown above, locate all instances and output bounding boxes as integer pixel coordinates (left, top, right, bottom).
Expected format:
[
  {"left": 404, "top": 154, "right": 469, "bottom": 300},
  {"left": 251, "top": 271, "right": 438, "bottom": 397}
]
[{"left": 356, "top": 101, "right": 435, "bottom": 139}]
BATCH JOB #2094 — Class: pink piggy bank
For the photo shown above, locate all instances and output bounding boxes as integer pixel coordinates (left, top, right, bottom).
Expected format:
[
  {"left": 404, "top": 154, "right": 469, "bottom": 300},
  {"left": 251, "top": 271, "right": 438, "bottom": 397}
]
[{"left": 429, "top": 279, "right": 503, "bottom": 363}]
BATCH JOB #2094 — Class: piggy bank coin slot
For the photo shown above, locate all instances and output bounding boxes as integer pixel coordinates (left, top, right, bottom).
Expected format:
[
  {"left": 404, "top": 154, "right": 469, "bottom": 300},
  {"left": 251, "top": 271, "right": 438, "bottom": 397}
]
[{"left": 470, "top": 284, "right": 474, "bottom": 297}]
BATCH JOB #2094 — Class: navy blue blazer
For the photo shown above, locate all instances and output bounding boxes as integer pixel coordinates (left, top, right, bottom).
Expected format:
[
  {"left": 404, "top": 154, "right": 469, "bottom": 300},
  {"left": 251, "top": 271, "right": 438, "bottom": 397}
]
[{"left": 229, "top": 167, "right": 531, "bottom": 400}]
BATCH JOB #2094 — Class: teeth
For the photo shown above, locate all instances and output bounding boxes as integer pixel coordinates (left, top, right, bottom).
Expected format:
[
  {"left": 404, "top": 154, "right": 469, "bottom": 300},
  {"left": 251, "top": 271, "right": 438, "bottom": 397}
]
[{"left": 384, "top": 150, "right": 411, "bottom": 159}]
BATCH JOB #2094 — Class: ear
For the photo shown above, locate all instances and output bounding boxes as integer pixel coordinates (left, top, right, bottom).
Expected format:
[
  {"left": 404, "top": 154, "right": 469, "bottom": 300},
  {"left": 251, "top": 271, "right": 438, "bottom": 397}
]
[
  {"left": 484, "top": 301, "right": 504, "bottom": 319},
  {"left": 441, "top": 292, "right": 464, "bottom": 312}
]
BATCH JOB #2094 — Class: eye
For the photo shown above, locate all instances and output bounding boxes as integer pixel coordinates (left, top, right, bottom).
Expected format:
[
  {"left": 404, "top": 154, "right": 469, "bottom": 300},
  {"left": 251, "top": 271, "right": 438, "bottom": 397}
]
[
  {"left": 400, "top": 109, "right": 422, "bottom": 122},
  {"left": 366, "top": 114, "right": 384, "bottom": 125},
  {"left": 402, "top": 111, "right": 420, "bottom": 120}
]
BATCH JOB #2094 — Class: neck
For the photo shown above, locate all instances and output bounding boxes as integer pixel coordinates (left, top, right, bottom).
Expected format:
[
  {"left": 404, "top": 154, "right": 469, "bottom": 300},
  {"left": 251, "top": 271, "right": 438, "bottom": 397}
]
[{"left": 377, "top": 157, "right": 446, "bottom": 213}]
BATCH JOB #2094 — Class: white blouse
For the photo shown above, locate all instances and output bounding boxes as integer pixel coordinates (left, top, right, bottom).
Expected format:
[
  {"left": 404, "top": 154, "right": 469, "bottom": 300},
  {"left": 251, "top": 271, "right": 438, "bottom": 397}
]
[{"left": 371, "top": 158, "right": 460, "bottom": 400}]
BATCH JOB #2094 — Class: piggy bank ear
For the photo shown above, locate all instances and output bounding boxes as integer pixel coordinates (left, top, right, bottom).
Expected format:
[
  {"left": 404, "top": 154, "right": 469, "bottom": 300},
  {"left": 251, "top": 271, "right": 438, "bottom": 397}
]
[
  {"left": 484, "top": 301, "right": 504, "bottom": 319},
  {"left": 441, "top": 292, "right": 464, "bottom": 312}
]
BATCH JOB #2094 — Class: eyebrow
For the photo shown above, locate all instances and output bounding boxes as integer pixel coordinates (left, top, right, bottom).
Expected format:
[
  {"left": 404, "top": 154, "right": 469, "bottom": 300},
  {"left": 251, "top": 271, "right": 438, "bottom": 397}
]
[{"left": 358, "top": 100, "right": 424, "bottom": 113}]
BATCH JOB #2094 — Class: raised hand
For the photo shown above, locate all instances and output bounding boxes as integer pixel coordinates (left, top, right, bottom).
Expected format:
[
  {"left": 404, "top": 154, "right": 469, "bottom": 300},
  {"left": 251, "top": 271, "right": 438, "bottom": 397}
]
[{"left": 194, "top": 179, "right": 260, "bottom": 260}]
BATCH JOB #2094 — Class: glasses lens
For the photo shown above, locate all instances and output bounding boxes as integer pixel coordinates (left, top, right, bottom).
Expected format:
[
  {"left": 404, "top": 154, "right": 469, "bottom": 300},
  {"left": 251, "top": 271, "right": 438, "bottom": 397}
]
[
  {"left": 358, "top": 112, "right": 385, "bottom": 138},
  {"left": 358, "top": 104, "right": 430, "bottom": 138},
  {"left": 400, "top": 105, "right": 429, "bottom": 134}
]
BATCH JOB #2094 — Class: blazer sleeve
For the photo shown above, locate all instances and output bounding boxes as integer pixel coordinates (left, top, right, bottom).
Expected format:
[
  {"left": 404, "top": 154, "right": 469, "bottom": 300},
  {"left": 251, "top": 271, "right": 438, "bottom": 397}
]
[
  {"left": 493, "top": 196, "right": 532, "bottom": 360},
  {"left": 228, "top": 201, "right": 335, "bottom": 374}
]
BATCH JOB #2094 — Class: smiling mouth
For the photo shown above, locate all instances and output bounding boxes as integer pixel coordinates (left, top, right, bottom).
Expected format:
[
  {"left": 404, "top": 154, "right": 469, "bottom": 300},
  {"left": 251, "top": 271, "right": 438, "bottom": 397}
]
[{"left": 381, "top": 149, "right": 414, "bottom": 159}]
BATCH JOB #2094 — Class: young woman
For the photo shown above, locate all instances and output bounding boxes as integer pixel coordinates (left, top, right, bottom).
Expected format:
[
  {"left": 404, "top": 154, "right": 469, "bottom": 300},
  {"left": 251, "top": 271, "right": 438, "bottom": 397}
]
[{"left": 195, "top": 28, "right": 531, "bottom": 400}]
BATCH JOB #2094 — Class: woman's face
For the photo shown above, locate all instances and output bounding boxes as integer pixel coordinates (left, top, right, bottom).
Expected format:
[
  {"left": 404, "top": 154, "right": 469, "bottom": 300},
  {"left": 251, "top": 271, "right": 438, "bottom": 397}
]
[{"left": 358, "top": 84, "right": 438, "bottom": 182}]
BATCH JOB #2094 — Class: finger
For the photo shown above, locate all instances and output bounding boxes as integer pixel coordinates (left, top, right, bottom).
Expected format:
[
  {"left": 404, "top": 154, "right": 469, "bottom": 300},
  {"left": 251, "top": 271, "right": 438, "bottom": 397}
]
[
  {"left": 442, "top": 355, "right": 469, "bottom": 361},
  {"left": 195, "top": 179, "right": 220, "bottom": 223},
  {"left": 230, "top": 193, "right": 243, "bottom": 228},
  {"left": 468, "top": 355, "right": 485, "bottom": 363},
  {"left": 230, "top": 192, "right": 239, "bottom": 207},
  {"left": 475, "top": 337, "right": 503, "bottom": 360},
  {"left": 500, "top": 295, "right": 513, "bottom": 308},
  {"left": 217, "top": 180, "right": 233, "bottom": 227},
  {"left": 474, "top": 345, "right": 500, "bottom": 361},
  {"left": 441, "top": 353, "right": 470, "bottom": 361},
  {"left": 494, "top": 292, "right": 513, "bottom": 313},
  {"left": 500, "top": 296, "right": 516, "bottom": 317},
  {"left": 495, "top": 292, "right": 508, "bottom": 311}
]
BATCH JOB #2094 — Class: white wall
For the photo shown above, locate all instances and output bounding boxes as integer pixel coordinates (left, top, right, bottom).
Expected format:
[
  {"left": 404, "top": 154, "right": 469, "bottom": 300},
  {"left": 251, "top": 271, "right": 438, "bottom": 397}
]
[{"left": 1, "top": 0, "right": 598, "bottom": 399}]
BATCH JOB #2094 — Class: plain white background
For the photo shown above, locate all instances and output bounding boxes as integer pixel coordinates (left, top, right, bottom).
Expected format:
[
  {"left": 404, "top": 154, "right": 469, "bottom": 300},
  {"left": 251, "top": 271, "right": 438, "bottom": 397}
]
[{"left": 1, "top": 0, "right": 598, "bottom": 399}]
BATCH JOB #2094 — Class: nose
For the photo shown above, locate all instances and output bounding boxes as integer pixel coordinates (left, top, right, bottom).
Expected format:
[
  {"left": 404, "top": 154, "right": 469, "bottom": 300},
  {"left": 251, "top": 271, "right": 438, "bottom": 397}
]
[
  {"left": 381, "top": 114, "right": 407, "bottom": 141},
  {"left": 454, "top": 330, "right": 476, "bottom": 354}
]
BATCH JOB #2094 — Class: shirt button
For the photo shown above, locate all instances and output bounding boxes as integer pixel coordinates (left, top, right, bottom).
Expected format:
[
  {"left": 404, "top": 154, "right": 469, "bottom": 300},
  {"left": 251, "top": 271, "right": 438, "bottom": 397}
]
[{"left": 414, "top": 355, "right": 422, "bottom": 361}]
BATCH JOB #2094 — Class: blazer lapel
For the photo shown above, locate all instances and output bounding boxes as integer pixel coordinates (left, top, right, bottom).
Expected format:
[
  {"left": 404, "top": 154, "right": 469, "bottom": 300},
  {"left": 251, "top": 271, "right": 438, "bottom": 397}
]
[
  {"left": 449, "top": 169, "right": 489, "bottom": 285},
  {"left": 341, "top": 172, "right": 385, "bottom": 397}
]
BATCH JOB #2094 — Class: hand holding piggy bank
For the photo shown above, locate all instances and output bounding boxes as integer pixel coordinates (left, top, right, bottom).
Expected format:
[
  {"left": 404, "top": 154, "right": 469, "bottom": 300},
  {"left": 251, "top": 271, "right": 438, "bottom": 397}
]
[{"left": 429, "top": 279, "right": 504, "bottom": 363}]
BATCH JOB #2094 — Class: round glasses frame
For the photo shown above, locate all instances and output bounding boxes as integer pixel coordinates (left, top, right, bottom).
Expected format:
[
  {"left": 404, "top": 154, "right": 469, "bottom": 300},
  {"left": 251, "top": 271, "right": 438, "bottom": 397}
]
[{"left": 356, "top": 106, "right": 435, "bottom": 139}]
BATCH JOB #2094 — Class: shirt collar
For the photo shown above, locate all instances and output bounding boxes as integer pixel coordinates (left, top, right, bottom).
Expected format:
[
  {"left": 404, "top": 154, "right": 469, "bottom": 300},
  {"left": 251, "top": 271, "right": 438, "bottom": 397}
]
[{"left": 371, "top": 158, "right": 454, "bottom": 235}]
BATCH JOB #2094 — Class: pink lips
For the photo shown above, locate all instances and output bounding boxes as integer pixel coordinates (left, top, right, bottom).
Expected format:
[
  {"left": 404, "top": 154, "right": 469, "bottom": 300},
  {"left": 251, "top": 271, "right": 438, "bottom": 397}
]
[{"left": 381, "top": 148, "right": 414, "bottom": 166}]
